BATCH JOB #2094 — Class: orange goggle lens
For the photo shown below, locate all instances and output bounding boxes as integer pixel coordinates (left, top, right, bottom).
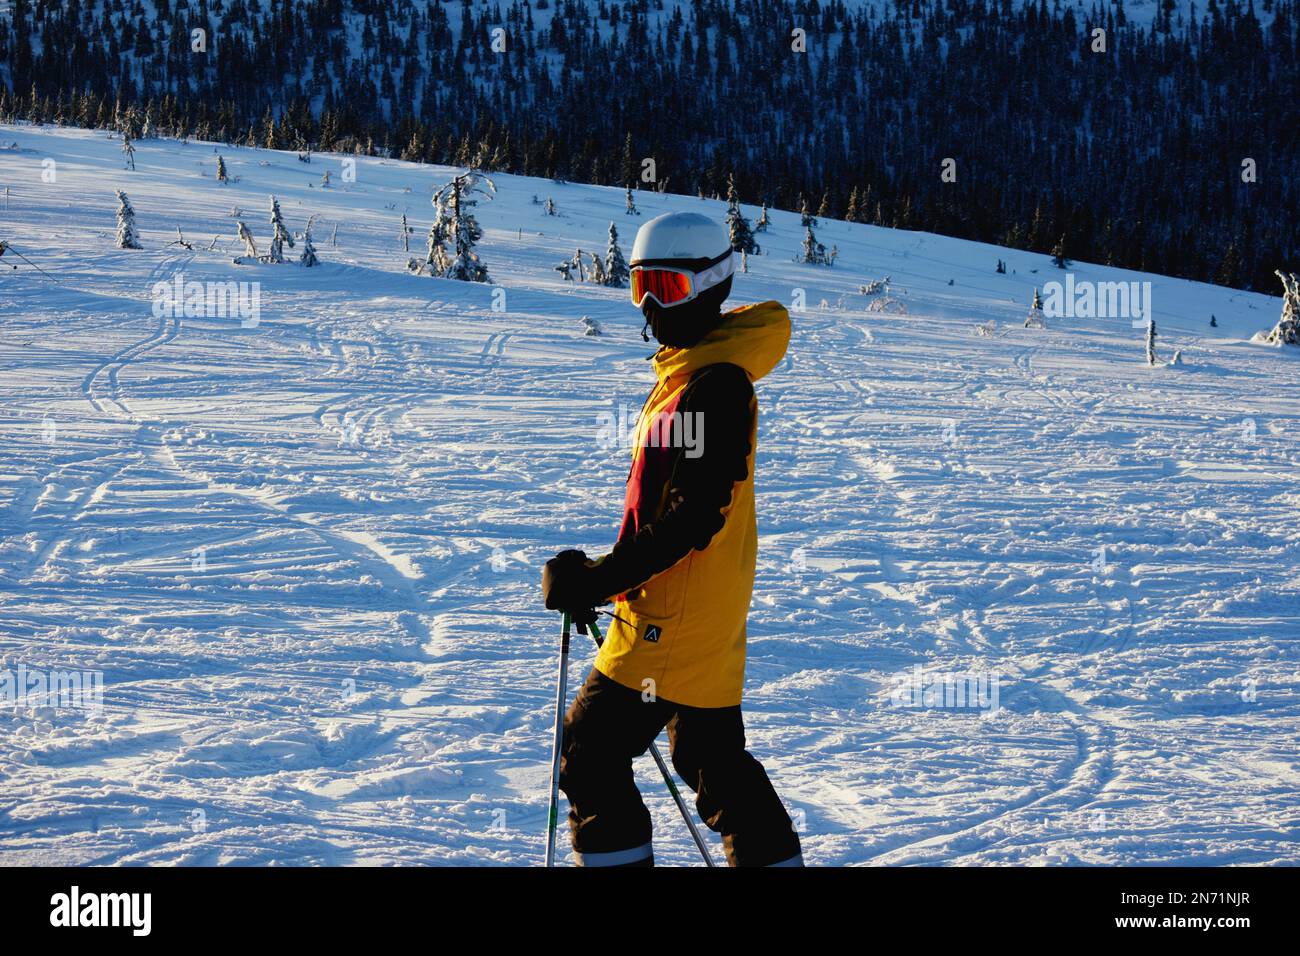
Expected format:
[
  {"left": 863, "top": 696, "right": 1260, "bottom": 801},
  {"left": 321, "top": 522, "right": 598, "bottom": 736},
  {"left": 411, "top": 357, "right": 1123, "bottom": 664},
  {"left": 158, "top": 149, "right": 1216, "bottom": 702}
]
[{"left": 630, "top": 268, "right": 694, "bottom": 307}]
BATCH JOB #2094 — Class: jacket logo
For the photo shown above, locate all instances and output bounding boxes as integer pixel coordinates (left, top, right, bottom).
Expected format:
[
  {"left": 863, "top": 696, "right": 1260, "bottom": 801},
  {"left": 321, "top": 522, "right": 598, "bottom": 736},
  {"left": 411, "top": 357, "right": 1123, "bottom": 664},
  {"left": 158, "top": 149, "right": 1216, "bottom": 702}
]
[{"left": 643, "top": 625, "right": 662, "bottom": 643}]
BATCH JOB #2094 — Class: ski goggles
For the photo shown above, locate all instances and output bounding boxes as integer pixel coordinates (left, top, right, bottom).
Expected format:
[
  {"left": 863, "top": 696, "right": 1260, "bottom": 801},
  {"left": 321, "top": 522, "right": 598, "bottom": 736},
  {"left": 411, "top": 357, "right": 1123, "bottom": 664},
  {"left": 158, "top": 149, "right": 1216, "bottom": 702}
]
[{"left": 630, "top": 249, "right": 735, "bottom": 309}]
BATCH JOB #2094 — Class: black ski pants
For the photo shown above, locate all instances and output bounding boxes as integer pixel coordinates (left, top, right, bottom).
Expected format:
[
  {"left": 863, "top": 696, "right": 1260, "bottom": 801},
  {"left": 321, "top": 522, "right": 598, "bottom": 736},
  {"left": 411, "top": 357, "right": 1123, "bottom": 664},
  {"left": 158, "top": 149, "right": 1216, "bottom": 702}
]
[{"left": 558, "top": 667, "right": 803, "bottom": 867}]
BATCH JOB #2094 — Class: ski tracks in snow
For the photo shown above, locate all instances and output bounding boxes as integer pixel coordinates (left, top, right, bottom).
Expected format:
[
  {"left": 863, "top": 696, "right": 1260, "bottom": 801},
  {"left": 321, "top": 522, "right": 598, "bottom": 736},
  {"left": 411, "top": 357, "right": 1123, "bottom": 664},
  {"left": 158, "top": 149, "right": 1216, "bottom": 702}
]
[
  {"left": 3, "top": 126, "right": 1298, "bottom": 865},
  {"left": 750, "top": 305, "right": 1296, "bottom": 865}
]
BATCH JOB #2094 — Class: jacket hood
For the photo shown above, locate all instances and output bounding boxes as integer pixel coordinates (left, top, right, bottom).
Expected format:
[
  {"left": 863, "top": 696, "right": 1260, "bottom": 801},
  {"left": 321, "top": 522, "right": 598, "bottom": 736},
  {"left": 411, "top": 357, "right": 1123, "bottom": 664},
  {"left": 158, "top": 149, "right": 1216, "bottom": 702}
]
[{"left": 652, "top": 300, "right": 790, "bottom": 383}]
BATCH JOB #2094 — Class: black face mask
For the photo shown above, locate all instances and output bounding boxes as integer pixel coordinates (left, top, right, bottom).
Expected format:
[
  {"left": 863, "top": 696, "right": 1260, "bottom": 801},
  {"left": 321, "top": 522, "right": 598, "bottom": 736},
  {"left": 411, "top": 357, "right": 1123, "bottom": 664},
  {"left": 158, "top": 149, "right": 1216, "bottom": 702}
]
[{"left": 640, "top": 276, "right": 734, "bottom": 348}]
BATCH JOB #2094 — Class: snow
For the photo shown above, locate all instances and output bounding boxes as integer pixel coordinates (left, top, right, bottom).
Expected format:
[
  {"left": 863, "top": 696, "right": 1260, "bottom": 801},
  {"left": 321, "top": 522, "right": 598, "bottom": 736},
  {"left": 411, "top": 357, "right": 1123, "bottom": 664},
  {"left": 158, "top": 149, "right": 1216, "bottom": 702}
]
[{"left": 1, "top": 125, "right": 1298, "bottom": 866}]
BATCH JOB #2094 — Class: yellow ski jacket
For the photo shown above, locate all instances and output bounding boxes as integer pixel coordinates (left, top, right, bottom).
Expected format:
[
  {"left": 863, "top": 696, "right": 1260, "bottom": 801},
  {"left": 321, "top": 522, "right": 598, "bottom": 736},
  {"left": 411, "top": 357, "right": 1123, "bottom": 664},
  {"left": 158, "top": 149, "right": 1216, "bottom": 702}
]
[{"left": 593, "top": 300, "right": 790, "bottom": 707}]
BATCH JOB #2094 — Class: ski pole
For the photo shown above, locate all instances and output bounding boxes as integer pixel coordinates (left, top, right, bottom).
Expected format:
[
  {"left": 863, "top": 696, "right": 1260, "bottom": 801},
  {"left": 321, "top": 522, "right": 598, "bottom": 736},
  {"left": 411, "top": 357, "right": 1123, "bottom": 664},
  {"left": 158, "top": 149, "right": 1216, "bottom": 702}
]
[
  {"left": 0, "top": 240, "right": 61, "bottom": 282},
  {"left": 586, "top": 619, "right": 718, "bottom": 867},
  {"left": 543, "top": 611, "right": 572, "bottom": 867}
]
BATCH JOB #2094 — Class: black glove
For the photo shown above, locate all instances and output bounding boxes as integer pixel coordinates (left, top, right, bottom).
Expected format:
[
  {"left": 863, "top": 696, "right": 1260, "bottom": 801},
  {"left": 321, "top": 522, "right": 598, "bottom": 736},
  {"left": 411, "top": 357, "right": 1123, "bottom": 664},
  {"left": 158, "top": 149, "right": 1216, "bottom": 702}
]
[{"left": 542, "top": 549, "right": 608, "bottom": 622}]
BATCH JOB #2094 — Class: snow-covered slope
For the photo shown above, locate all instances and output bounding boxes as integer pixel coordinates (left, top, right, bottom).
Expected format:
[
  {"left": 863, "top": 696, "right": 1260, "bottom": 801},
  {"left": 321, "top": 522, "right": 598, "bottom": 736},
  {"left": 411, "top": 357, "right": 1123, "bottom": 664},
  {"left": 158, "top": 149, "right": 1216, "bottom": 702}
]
[{"left": 1, "top": 125, "right": 1297, "bottom": 866}]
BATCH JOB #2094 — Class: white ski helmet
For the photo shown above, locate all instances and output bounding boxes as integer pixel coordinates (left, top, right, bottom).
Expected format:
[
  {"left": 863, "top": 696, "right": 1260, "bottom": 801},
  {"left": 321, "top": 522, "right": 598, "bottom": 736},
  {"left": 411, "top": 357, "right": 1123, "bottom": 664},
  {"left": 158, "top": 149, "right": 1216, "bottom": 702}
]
[
  {"left": 631, "top": 211, "right": 731, "bottom": 265},
  {"left": 630, "top": 212, "right": 735, "bottom": 308}
]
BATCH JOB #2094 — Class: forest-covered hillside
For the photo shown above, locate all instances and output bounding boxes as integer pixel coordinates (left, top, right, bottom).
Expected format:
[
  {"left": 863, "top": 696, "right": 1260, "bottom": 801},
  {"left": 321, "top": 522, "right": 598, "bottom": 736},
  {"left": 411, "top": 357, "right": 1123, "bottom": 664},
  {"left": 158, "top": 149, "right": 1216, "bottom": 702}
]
[{"left": 2, "top": 0, "right": 1297, "bottom": 292}]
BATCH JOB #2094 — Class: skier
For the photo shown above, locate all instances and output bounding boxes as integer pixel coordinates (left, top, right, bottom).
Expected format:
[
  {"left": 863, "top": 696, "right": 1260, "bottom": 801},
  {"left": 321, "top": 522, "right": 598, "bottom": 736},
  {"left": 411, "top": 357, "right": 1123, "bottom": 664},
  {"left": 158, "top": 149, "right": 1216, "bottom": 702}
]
[{"left": 541, "top": 211, "right": 803, "bottom": 867}]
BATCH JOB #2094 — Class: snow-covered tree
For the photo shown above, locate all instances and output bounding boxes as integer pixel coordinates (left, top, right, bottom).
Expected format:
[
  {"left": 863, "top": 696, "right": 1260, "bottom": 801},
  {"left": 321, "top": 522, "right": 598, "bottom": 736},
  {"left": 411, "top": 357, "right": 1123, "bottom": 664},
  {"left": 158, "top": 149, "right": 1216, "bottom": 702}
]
[
  {"left": 1145, "top": 318, "right": 1158, "bottom": 365},
  {"left": 625, "top": 186, "right": 640, "bottom": 216},
  {"left": 571, "top": 248, "right": 587, "bottom": 282},
  {"left": 268, "top": 195, "right": 295, "bottom": 263},
  {"left": 799, "top": 226, "right": 830, "bottom": 265},
  {"left": 114, "top": 189, "right": 141, "bottom": 249},
  {"left": 555, "top": 259, "right": 574, "bottom": 282},
  {"left": 434, "top": 171, "right": 494, "bottom": 283},
  {"left": 588, "top": 252, "right": 607, "bottom": 286},
  {"left": 845, "top": 186, "right": 862, "bottom": 223},
  {"left": 800, "top": 227, "right": 816, "bottom": 263},
  {"left": 1266, "top": 270, "right": 1300, "bottom": 345},
  {"left": 320, "top": 169, "right": 332, "bottom": 188},
  {"left": 300, "top": 215, "right": 320, "bottom": 267},
  {"left": 423, "top": 188, "right": 451, "bottom": 274},
  {"left": 725, "top": 175, "right": 759, "bottom": 256},
  {"left": 1025, "top": 288, "right": 1047, "bottom": 328},
  {"left": 605, "top": 221, "right": 629, "bottom": 287},
  {"left": 236, "top": 220, "right": 258, "bottom": 258},
  {"left": 544, "top": 197, "right": 557, "bottom": 216},
  {"left": 1051, "top": 235, "right": 1071, "bottom": 269},
  {"left": 122, "top": 132, "right": 136, "bottom": 171},
  {"left": 755, "top": 202, "right": 770, "bottom": 232},
  {"left": 215, "top": 155, "right": 228, "bottom": 184},
  {"left": 799, "top": 195, "right": 816, "bottom": 228}
]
